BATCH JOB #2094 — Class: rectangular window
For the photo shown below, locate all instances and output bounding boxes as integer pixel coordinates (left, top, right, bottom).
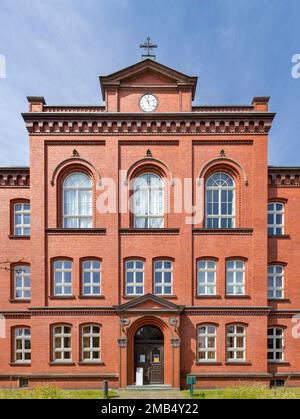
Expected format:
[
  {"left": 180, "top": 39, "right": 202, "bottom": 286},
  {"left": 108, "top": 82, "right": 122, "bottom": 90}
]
[
  {"left": 268, "top": 265, "right": 284, "bottom": 299},
  {"left": 14, "top": 203, "right": 30, "bottom": 236},
  {"left": 268, "top": 328, "right": 284, "bottom": 362},
  {"left": 82, "top": 260, "right": 101, "bottom": 296},
  {"left": 82, "top": 325, "right": 101, "bottom": 362},
  {"left": 197, "top": 260, "right": 217, "bottom": 295},
  {"left": 226, "top": 325, "right": 246, "bottom": 361},
  {"left": 154, "top": 260, "right": 173, "bottom": 295},
  {"left": 15, "top": 328, "right": 31, "bottom": 363},
  {"left": 268, "top": 202, "right": 284, "bottom": 236},
  {"left": 198, "top": 325, "right": 217, "bottom": 361},
  {"left": 14, "top": 265, "right": 31, "bottom": 300},
  {"left": 53, "top": 325, "right": 72, "bottom": 362},
  {"left": 125, "top": 260, "right": 144, "bottom": 296},
  {"left": 53, "top": 260, "right": 72, "bottom": 296},
  {"left": 226, "top": 260, "right": 245, "bottom": 296}
]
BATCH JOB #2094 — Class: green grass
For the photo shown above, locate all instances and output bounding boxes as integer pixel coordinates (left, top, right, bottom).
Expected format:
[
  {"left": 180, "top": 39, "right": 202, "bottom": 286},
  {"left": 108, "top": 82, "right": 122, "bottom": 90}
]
[
  {"left": 0, "top": 387, "right": 117, "bottom": 399},
  {"left": 186, "top": 384, "right": 300, "bottom": 399}
]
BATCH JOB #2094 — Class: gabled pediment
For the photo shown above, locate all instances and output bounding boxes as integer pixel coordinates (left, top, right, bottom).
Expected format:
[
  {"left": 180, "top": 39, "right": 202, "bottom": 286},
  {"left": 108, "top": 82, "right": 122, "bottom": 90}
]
[
  {"left": 99, "top": 59, "right": 197, "bottom": 100},
  {"left": 114, "top": 293, "right": 185, "bottom": 314}
]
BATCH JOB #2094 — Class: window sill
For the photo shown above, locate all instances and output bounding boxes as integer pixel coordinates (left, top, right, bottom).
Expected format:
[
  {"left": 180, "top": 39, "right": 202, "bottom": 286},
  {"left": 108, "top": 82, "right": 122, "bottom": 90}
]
[
  {"left": 268, "top": 298, "right": 290, "bottom": 303},
  {"left": 195, "top": 295, "right": 222, "bottom": 299},
  {"left": 225, "top": 361, "right": 251, "bottom": 366},
  {"left": 196, "top": 361, "right": 222, "bottom": 366},
  {"left": 8, "top": 235, "right": 30, "bottom": 240},
  {"left": 193, "top": 228, "right": 253, "bottom": 236},
  {"left": 10, "top": 362, "right": 31, "bottom": 367},
  {"left": 225, "top": 295, "right": 251, "bottom": 299},
  {"left": 268, "top": 361, "right": 290, "bottom": 366},
  {"left": 49, "top": 296, "right": 76, "bottom": 300},
  {"left": 9, "top": 299, "right": 31, "bottom": 304},
  {"left": 268, "top": 234, "right": 290, "bottom": 240},
  {"left": 78, "top": 361, "right": 105, "bottom": 366},
  {"left": 78, "top": 295, "right": 105, "bottom": 300},
  {"left": 49, "top": 362, "right": 76, "bottom": 366}
]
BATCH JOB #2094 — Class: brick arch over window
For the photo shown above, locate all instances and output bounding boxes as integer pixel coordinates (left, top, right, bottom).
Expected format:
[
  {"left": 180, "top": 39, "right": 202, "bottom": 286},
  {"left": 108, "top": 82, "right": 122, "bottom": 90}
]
[
  {"left": 125, "top": 157, "right": 174, "bottom": 186},
  {"left": 50, "top": 157, "right": 101, "bottom": 187},
  {"left": 54, "top": 164, "right": 96, "bottom": 228}
]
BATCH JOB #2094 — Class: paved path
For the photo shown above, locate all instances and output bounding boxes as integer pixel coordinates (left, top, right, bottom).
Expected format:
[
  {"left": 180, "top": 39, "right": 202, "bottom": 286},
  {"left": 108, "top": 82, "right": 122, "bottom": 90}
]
[{"left": 115, "top": 390, "right": 186, "bottom": 399}]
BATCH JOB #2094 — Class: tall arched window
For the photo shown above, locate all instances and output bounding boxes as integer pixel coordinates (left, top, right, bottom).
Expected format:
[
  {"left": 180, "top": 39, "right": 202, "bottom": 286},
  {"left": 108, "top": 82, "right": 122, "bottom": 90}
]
[
  {"left": 206, "top": 172, "right": 235, "bottom": 228},
  {"left": 63, "top": 172, "right": 92, "bottom": 228},
  {"left": 133, "top": 173, "right": 164, "bottom": 228}
]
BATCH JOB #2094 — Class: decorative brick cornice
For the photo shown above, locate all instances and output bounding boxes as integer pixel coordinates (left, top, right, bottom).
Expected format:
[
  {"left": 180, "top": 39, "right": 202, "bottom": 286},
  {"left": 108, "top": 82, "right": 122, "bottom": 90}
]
[
  {"left": 1, "top": 311, "right": 31, "bottom": 319},
  {"left": 22, "top": 112, "right": 275, "bottom": 135},
  {"left": 29, "top": 307, "right": 115, "bottom": 316},
  {"left": 184, "top": 306, "right": 270, "bottom": 316},
  {"left": 184, "top": 372, "right": 272, "bottom": 378},
  {"left": 269, "top": 309, "right": 300, "bottom": 318},
  {"left": 0, "top": 373, "right": 118, "bottom": 379},
  {"left": 268, "top": 166, "right": 300, "bottom": 188},
  {"left": 0, "top": 167, "right": 30, "bottom": 187},
  {"left": 119, "top": 228, "right": 180, "bottom": 235},
  {"left": 46, "top": 228, "right": 106, "bottom": 235},
  {"left": 193, "top": 228, "right": 253, "bottom": 235},
  {"left": 193, "top": 139, "right": 253, "bottom": 145}
]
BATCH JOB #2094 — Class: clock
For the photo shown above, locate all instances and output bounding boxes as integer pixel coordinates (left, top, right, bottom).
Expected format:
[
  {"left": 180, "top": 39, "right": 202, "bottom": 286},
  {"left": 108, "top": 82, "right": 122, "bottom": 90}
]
[{"left": 140, "top": 94, "right": 158, "bottom": 112}]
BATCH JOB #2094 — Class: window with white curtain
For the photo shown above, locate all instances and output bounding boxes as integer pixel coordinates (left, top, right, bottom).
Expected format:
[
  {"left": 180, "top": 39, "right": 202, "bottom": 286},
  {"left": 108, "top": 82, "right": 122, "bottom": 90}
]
[
  {"left": 81, "top": 325, "right": 101, "bottom": 362},
  {"left": 268, "top": 328, "right": 284, "bottom": 362},
  {"left": 154, "top": 260, "right": 173, "bottom": 295},
  {"left": 268, "top": 265, "right": 284, "bottom": 299},
  {"left": 53, "top": 260, "right": 72, "bottom": 296},
  {"left": 133, "top": 173, "right": 164, "bottom": 228},
  {"left": 268, "top": 202, "right": 284, "bottom": 235},
  {"left": 14, "top": 203, "right": 30, "bottom": 236},
  {"left": 197, "top": 260, "right": 217, "bottom": 295},
  {"left": 63, "top": 172, "right": 92, "bottom": 228},
  {"left": 226, "top": 325, "right": 246, "bottom": 361},
  {"left": 198, "top": 325, "right": 217, "bottom": 361},
  {"left": 52, "top": 325, "right": 72, "bottom": 362},
  {"left": 14, "top": 328, "right": 31, "bottom": 363},
  {"left": 206, "top": 172, "right": 235, "bottom": 228},
  {"left": 14, "top": 265, "right": 31, "bottom": 300},
  {"left": 125, "top": 260, "right": 144, "bottom": 295},
  {"left": 226, "top": 260, "right": 245, "bottom": 296}
]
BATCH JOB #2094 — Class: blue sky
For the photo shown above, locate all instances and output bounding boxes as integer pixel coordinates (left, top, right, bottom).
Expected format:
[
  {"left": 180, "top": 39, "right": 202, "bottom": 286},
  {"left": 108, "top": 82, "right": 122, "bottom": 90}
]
[{"left": 0, "top": 0, "right": 300, "bottom": 166}]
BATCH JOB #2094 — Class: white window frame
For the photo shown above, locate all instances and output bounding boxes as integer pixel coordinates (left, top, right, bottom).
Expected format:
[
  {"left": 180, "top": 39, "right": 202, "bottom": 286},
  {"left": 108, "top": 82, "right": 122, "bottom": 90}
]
[
  {"left": 226, "top": 325, "right": 246, "bottom": 361},
  {"left": 268, "top": 265, "right": 284, "bottom": 300},
  {"left": 63, "top": 172, "right": 92, "bottom": 229},
  {"left": 133, "top": 172, "right": 164, "bottom": 229},
  {"left": 81, "top": 325, "right": 101, "bottom": 362},
  {"left": 268, "top": 327, "right": 284, "bottom": 363},
  {"left": 82, "top": 260, "right": 101, "bottom": 296},
  {"left": 125, "top": 260, "right": 144, "bottom": 296},
  {"left": 15, "top": 328, "right": 31, "bottom": 363},
  {"left": 14, "top": 265, "right": 31, "bottom": 300},
  {"left": 197, "top": 260, "right": 217, "bottom": 295},
  {"left": 206, "top": 172, "right": 235, "bottom": 229},
  {"left": 268, "top": 202, "right": 284, "bottom": 236},
  {"left": 197, "top": 325, "right": 217, "bottom": 362},
  {"left": 14, "top": 203, "right": 30, "bottom": 236},
  {"left": 52, "top": 325, "right": 72, "bottom": 362},
  {"left": 154, "top": 260, "right": 173, "bottom": 295},
  {"left": 53, "top": 260, "right": 73, "bottom": 297},
  {"left": 226, "top": 260, "right": 245, "bottom": 296}
]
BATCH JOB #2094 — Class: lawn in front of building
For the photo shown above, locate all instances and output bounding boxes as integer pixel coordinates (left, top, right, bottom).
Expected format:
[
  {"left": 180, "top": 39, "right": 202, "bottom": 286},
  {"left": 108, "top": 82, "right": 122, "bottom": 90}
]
[{"left": 186, "top": 385, "right": 300, "bottom": 399}]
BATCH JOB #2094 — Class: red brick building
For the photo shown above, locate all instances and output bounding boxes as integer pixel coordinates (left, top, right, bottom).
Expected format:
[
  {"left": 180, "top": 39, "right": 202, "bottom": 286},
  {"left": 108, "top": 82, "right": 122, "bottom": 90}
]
[{"left": 0, "top": 58, "right": 300, "bottom": 389}]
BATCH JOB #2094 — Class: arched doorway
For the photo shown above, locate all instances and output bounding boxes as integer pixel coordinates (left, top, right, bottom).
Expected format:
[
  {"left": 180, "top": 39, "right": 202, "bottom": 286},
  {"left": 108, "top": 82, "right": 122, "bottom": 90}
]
[{"left": 134, "top": 325, "right": 164, "bottom": 385}]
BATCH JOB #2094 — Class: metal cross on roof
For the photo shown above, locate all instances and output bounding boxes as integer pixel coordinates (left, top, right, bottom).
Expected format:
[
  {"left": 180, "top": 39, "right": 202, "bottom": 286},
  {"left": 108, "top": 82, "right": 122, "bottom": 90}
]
[{"left": 139, "top": 37, "right": 157, "bottom": 60}]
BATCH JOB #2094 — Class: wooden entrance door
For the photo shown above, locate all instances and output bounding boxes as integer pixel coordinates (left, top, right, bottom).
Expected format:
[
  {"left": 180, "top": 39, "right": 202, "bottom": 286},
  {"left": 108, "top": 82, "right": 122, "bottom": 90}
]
[{"left": 134, "top": 325, "right": 164, "bottom": 385}]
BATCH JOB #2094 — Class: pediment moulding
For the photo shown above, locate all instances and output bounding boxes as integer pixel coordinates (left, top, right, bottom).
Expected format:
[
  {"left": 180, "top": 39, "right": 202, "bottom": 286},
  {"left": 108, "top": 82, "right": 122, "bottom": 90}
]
[
  {"left": 23, "top": 115, "right": 274, "bottom": 135},
  {"left": 268, "top": 167, "right": 300, "bottom": 188}
]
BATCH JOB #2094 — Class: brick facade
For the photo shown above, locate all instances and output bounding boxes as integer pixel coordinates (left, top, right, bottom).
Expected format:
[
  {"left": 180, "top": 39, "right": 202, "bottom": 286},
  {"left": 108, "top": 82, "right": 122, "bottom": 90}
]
[{"left": 0, "top": 59, "right": 299, "bottom": 389}]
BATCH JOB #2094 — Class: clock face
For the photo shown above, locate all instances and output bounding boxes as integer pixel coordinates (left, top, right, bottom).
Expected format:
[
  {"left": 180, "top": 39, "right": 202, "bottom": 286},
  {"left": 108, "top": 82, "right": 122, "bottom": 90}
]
[{"left": 140, "top": 94, "right": 158, "bottom": 112}]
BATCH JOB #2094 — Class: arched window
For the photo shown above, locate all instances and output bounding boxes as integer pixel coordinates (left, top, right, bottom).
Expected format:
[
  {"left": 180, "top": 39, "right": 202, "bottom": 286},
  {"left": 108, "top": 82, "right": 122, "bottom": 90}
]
[
  {"left": 63, "top": 172, "right": 92, "bottom": 228},
  {"left": 268, "top": 265, "right": 284, "bottom": 300},
  {"left": 268, "top": 202, "right": 284, "bottom": 235},
  {"left": 226, "top": 324, "right": 246, "bottom": 361},
  {"left": 81, "top": 325, "right": 101, "bottom": 362},
  {"left": 268, "top": 327, "right": 284, "bottom": 362},
  {"left": 206, "top": 172, "right": 235, "bottom": 228},
  {"left": 197, "top": 325, "right": 217, "bottom": 361},
  {"left": 133, "top": 173, "right": 163, "bottom": 228}
]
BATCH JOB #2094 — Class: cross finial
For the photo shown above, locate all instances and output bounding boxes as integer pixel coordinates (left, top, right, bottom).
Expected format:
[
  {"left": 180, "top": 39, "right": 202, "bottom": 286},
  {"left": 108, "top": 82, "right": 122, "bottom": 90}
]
[{"left": 139, "top": 37, "right": 157, "bottom": 60}]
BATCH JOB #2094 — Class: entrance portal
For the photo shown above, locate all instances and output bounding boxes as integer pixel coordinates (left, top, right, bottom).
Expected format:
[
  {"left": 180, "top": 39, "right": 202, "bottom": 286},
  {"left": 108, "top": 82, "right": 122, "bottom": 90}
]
[{"left": 134, "top": 325, "right": 164, "bottom": 385}]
